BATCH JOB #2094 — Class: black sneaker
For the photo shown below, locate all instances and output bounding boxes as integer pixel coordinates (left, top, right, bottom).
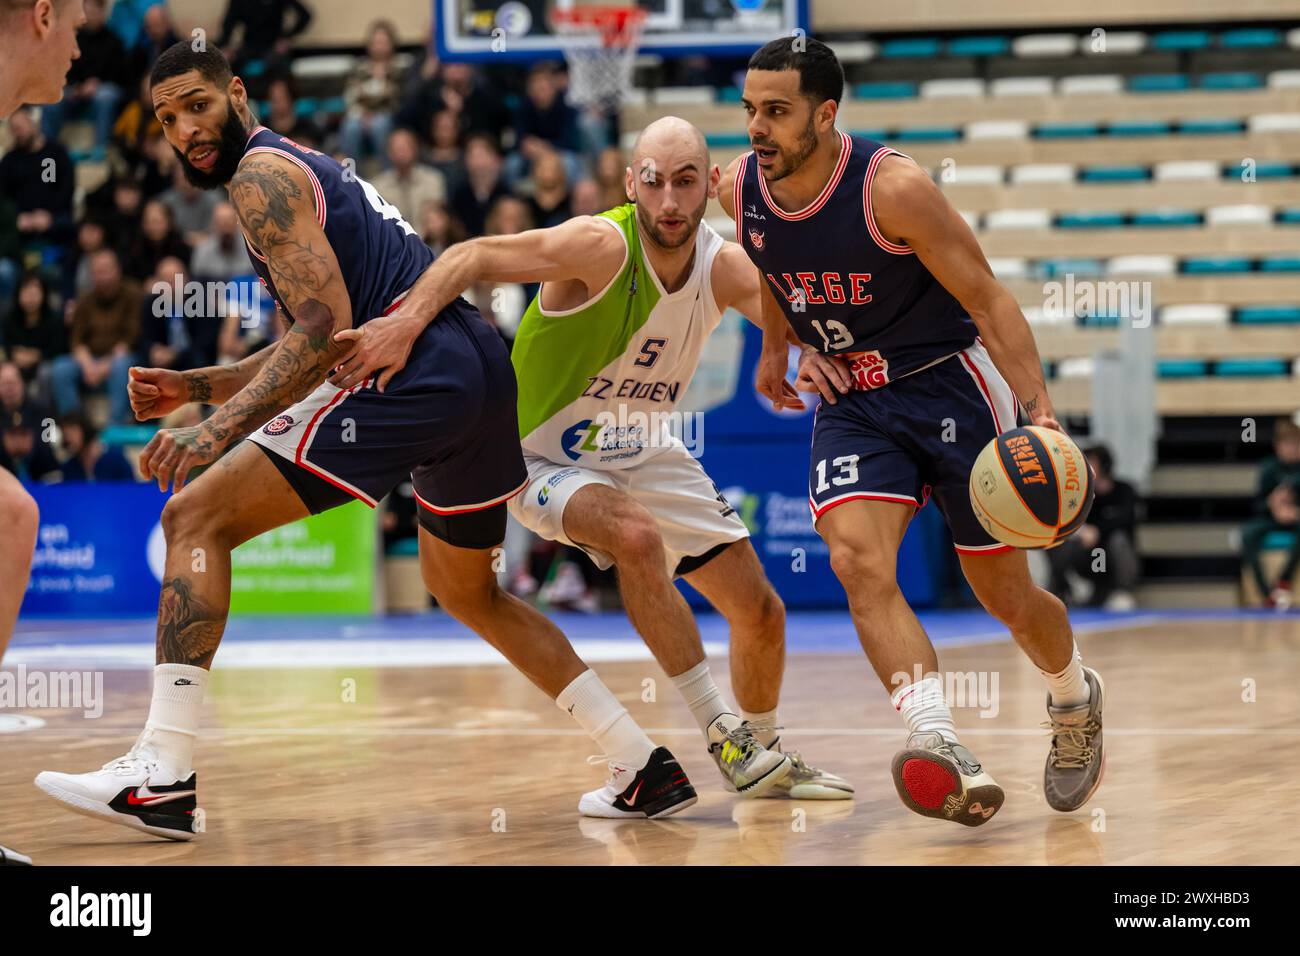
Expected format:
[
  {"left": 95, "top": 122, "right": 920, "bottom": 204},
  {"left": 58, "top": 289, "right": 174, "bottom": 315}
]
[
  {"left": 891, "top": 733, "right": 1005, "bottom": 827},
  {"left": 579, "top": 747, "right": 698, "bottom": 819}
]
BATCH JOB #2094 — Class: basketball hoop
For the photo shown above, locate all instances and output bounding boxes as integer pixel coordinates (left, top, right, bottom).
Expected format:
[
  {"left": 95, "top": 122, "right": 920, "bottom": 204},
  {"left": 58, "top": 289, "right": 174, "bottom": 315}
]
[{"left": 550, "top": 5, "right": 647, "bottom": 109}]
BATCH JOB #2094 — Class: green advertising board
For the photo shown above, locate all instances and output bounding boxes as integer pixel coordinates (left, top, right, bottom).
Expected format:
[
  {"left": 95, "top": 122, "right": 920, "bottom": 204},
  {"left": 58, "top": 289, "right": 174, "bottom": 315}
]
[{"left": 229, "top": 501, "right": 377, "bottom": 614}]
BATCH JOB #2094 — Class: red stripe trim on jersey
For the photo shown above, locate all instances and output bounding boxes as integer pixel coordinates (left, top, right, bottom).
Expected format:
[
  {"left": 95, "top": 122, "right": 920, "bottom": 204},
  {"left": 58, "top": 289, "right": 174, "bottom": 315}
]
[
  {"left": 414, "top": 478, "right": 529, "bottom": 515},
  {"left": 954, "top": 542, "right": 1016, "bottom": 555},
  {"left": 863, "top": 147, "right": 914, "bottom": 255},
  {"left": 245, "top": 125, "right": 269, "bottom": 146},
  {"left": 244, "top": 146, "right": 327, "bottom": 228},
  {"left": 958, "top": 350, "right": 1003, "bottom": 433},
  {"left": 293, "top": 377, "right": 376, "bottom": 507},
  {"left": 733, "top": 152, "right": 747, "bottom": 245},
  {"left": 756, "top": 130, "right": 853, "bottom": 221}
]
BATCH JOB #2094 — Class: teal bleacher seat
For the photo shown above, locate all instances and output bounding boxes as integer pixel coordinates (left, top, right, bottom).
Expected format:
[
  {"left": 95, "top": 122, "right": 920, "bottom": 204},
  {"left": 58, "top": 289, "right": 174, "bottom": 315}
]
[
  {"left": 1260, "top": 255, "right": 1300, "bottom": 273},
  {"left": 1034, "top": 122, "right": 1101, "bottom": 139},
  {"left": 1151, "top": 31, "right": 1211, "bottom": 51},
  {"left": 1236, "top": 305, "right": 1300, "bottom": 324},
  {"left": 1080, "top": 165, "right": 1150, "bottom": 183},
  {"left": 1037, "top": 258, "right": 1106, "bottom": 279},
  {"left": 1157, "top": 359, "right": 1210, "bottom": 377},
  {"left": 1129, "top": 74, "right": 1191, "bottom": 93},
  {"left": 854, "top": 81, "right": 918, "bottom": 100},
  {"left": 1181, "top": 256, "right": 1252, "bottom": 274},
  {"left": 1262, "top": 529, "right": 1298, "bottom": 549},
  {"left": 1278, "top": 208, "right": 1300, "bottom": 224},
  {"left": 1056, "top": 211, "right": 1125, "bottom": 228},
  {"left": 717, "top": 87, "right": 743, "bottom": 103},
  {"left": 1214, "top": 358, "right": 1289, "bottom": 376},
  {"left": 1179, "top": 117, "right": 1245, "bottom": 135},
  {"left": 1081, "top": 312, "right": 1122, "bottom": 327},
  {"left": 295, "top": 98, "right": 319, "bottom": 118},
  {"left": 891, "top": 126, "right": 960, "bottom": 142},
  {"left": 1218, "top": 28, "right": 1282, "bottom": 49},
  {"left": 1131, "top": 209, "right": 1202, "bottom": 227},
  {"left": 853, "top": 128, "right": 890, "bottom": 141},
  {"left": 1199, "top": 72, "right": 1263, "bottom": 91},
  {"left": 1248, "top": 162, "right": 1294, "bottom": 180},
  {"left": 318, "top": 96, "right": 345, "bottom": 114},
  {"left": 880, "top": 38, "right": 941, "bottom": 58},
  {"left": 705, "top": 132, "right": 750, "bottom": 148},
  {"left": 386, "top": 537, "right": 420, "bottom": 557},
  {"left": 100, "top": 425, "right": 157, "bottom": 448},
  {"left": 242, "top": 58, "right": 266, "bottom": 77},
  {"left": 1108, "top": 120, "right": 1172, "bottom": 136},
  {"left": 947, "top": 36, "right": 1009, "bottom": 57}
]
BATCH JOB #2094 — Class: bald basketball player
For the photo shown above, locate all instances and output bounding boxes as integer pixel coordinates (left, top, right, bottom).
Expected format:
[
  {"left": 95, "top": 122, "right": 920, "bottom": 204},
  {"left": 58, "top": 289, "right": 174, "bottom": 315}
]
[
  {"left": 0, "top": 0, "right": 85, "bottom": 868},
  {"left": 331, "top": 117, "right": 852, "bottom": 805}
]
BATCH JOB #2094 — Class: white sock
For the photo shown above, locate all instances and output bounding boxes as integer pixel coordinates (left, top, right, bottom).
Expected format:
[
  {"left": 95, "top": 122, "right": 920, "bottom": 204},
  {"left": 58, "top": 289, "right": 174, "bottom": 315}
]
[
  {"left": 740, "top": 707, "right": 780, "bottom": 749},
  {"left": 555, "top": 670, "right": 655, "bottom": 770},
  {"left": 671, "top": 660, "right": 738, "bottom": 741},
  {"left": 1041, "top": 643, "right": 1089, "bottom": 708},
  {"left": 892, "top": 676, "right": 958, "bottom": 744},
  {"left": 144, "top": 664, "right": 208, "bottom": 775}
]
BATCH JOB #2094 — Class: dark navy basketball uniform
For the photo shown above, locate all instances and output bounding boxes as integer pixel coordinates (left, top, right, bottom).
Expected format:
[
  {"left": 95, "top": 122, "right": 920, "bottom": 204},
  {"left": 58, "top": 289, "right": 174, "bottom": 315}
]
[
  {"left": 239, "top": 125, "right": 526, "bottom": 539},
  {"left": 735, "top": 131, "right": 1019, "bottom": 552}
]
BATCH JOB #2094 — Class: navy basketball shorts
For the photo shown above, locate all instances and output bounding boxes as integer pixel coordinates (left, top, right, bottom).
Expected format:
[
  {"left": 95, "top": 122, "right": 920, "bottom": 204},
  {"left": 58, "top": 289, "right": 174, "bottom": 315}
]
[
  {"left": 808, "top": 340, "right": 1020, "bottom": 554},
  {"left": 248, "top": 299, "right": 528, "bottom": 543}
]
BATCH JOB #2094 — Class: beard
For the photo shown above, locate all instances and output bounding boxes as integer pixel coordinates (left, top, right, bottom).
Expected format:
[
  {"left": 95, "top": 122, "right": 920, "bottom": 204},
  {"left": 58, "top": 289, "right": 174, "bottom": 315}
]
[
  {"left": 636, "top": 189, "right": 708, "bottom": 251},
  {"left": 173, "top": 104, "right": 249, "bottom": 189},
  {"left": 755, "top": 113, "right": 818, "bottom": 182}
]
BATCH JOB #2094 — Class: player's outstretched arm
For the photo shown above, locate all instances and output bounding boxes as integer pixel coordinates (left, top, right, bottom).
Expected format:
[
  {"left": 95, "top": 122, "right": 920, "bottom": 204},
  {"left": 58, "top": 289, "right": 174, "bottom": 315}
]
[
  {"left": 127, "top": 343, "right": 279, "bottom": 421},
  {"left": 872, "top": 156, "right": 1060, "bottom": 430},
  {"left": 139, "top": 155, "right": 354, "bottom": 492},
  {"left": 330, "top": 215, "right": 624, "bottom": 391}
]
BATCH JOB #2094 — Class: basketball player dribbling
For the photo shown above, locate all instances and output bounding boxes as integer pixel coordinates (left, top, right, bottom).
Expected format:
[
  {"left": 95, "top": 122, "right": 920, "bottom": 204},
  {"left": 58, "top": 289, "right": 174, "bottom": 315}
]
[
  {"left": 720, "top": 37, "right": 1105, "bottom": 826},
  {"left": 36, "top": 43, "right": 702, "bottom": 840},
  {"left": 330, "top": 116, "right": 852, "bottom": 807},
  {"left": 0, "top": 0, "right": 86, "bottom": 867}
]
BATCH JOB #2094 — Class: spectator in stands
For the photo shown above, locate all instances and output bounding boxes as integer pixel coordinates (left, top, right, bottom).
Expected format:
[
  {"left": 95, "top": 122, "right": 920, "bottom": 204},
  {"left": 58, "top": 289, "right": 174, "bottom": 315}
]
[
  {"left": 1242, "top": 417, "right": 1300, "bottom": 609},
  {"left": 339, "top": 20, "right": 406, "bottom": 168},
  {"left": 158, "top": 164, "right": 220, "bottom": 249},
  {"left": 435, "top": 62, "right": 510, "bottom": 142},
  {"left": 56, "top": 411, "right": 133, "bottom": 482},
  {"left": 0, "top": 193, "right": 19, "bottom": 312},
  {"left": 449, "top": 133, "right": 510, "bottom": 238},
  {"left": 51, "top": 249, "right": 140, "bottom": 425},
  {"left": 216, "top": 0, "right": 313, "bottom": 90},
  {"left": 467, "top": 196, "right": 535, "bottom": 347},
  {"left": 417, "top": 200, "right": 461, "bottom": 259},
  {"left": 125, "top": 4, "right": 180, "bottom": 95},
  {"left": 426, "top": 108, "right": 465, "bottom": 193},
  {"left": 3, "top": 272, "right": 66, "bottom": 389},
  {"left": 507, "top": 62, "right": 581, "bottom": 185},
  {"left": 523, "top": 148, "right": 573, "bottom": 228},
  {"left": 123, "top": 199, "right": 191, "bottom": 281},
  {"left": 139, "top": 256, "right": 218, "bottom": 371},
  {"left": 382, "top": 480, "right": 419, "bottom": 552},
  {"left": 72, "top": 219, "right": 110, "bottom": 297},
  {"left": 1047, "top": 444, "right": 1140, "bottom": 610},
  {"left": 112, "top": 75, "right": 168, "bottom": 191},
  {"left": 0, "top": 108, "right": 76, "bottom": 262},
  {"left": 0, "top": 360, "right": 48, "bottom": 422},
  {"left": 0, "top": 407, "right": 60, "bottom": 481},
  {"left": 594, "top": 145, "right": 627, "bottom": 210},
  {"left": 191, "top": 203, "right": 250, "bottom": 282},
  {"left": 370, "top": 128, "right": 446, "bottom": 227},
  {"left": 265, "top": 76, "right": 322, "bottom": 147},
  {"left": 40, "top": 0, "right": 126, "bottom": 157},
  {"left": 571, "top": 177, "right": 601, "bottom": 217}
]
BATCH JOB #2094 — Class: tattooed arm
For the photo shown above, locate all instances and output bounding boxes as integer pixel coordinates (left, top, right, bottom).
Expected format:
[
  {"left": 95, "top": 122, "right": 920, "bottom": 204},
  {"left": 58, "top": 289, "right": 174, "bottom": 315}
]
[{"left": 140, "top": 154, "right": 353, "bottom": 492}]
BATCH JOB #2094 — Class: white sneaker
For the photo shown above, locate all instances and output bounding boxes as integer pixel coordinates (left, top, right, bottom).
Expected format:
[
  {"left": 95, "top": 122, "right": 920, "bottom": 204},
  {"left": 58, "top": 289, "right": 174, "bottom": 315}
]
[
  {"left": 35, "top": 733, "right": 204, "bottom": 841},
  {"left": 0, "top": 843, "right": 32, "bottom": 866}
]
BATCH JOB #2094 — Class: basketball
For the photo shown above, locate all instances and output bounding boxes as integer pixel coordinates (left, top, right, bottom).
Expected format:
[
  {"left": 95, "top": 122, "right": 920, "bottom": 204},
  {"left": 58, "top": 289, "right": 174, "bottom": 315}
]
[{"left": 969, "top": 426, "right": 1095, "bottom": 549}]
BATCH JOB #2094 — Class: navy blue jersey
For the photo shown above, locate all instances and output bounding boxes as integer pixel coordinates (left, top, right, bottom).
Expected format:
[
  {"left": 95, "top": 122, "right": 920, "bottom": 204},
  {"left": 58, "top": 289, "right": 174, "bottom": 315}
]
[
  {"left": 735, "top": 131, "right": 977, "bottom": 388},
  {"left": 240, "top": 125, "right": 434, "bottom": 324}
]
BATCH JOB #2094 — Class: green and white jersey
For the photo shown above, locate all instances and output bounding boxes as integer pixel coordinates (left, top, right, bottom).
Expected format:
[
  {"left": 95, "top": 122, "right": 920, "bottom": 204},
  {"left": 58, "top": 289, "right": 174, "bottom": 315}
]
[{"left": 512, "top": 203, "right": 727, "bottom": 470}]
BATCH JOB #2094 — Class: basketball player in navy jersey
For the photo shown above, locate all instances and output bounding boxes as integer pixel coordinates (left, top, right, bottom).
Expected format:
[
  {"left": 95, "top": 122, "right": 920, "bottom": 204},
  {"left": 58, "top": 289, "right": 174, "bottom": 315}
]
[
  {"left": 0, "top": 0, "right": 86, "bottom": 867},
  {"left": 35, "top": 43, "right": 700, "bottom": 840},
  {"left": 720, "top": 37, "right": 1105, "bottom": 825}
]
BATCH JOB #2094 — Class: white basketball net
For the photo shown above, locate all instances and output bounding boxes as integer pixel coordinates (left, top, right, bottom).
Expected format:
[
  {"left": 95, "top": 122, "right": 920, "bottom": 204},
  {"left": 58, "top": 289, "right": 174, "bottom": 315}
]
[{"left": 552, "top": 7, "right": 646, "bottom": 109}]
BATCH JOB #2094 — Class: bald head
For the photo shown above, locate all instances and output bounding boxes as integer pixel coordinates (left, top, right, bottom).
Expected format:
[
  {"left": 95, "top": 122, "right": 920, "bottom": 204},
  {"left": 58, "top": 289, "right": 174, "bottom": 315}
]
[
  {"left": 631, "top": 116, "right": 709, "bottom": 171},
  {"left": 624, "top": 116, "right": 718, "bottom": 252}
]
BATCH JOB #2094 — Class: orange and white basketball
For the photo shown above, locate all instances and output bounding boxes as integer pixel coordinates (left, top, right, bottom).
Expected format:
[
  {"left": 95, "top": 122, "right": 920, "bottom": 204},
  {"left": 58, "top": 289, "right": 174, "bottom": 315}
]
[{"left": 968, "top": 426, "right": 1094, "bottom": 550}]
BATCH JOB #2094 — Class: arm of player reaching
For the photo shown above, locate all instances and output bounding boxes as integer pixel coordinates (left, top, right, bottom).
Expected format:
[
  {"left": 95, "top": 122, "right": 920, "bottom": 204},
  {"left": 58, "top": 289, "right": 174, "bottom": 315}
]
[
  {"left": 139, "top": 155, "right": 354, "bottom": 492},
  {"left": 329, "top": 216, "right": 626, "bottom": 391},
  {"left": 872, "top": 156, "right": 1060, "bottom": 430},
  {"left": 126, "top": 342, "right": 278, "bottom": 421}
]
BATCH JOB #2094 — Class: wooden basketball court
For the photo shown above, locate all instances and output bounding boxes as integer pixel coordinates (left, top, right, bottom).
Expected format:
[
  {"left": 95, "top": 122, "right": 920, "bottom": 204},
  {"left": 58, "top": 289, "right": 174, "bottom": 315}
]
[{"left": 4, "top": 613, "right": 1297, "bottom": 865}]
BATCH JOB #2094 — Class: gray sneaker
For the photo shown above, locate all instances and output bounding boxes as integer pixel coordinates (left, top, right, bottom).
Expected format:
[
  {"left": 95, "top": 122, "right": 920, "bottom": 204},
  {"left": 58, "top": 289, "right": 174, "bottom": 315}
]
[
  {"left": 1043, "top": 666, "right": 1106, "bottom": 811},
  {"left": 758, "top": 741, "right": 854, "bottom": 800},
  {"left": 708, "top": 718, "right": 791, "bottom": 797},
  {"left": 891, "top": 732, "right": 1005, "bottom": 826}
]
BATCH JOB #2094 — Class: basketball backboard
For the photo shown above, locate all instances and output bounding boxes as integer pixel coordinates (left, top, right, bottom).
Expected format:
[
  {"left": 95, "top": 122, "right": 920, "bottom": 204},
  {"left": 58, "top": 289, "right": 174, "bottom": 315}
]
[{"left": 434, "top": 0, "right": 808, "bottom": 62}]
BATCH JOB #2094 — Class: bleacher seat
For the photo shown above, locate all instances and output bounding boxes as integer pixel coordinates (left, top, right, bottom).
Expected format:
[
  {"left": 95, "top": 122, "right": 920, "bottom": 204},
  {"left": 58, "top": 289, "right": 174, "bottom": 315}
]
[
  {"left": 920, "top": 79, "right": 985, "bottom": 99},
  {"left": 1246, "top": 161, "right": 1295, "bottom": 179},
  {"left": 1109, "top": 255, "right": 1177, "bottom": 276},
  {"left": 1200, "top": 72, "right": 1263, "bottom": 91},
  {"left": 1280, "top": 209, "right": 1300, "bottom": 224},
  {"left": 1057, "top": 357, "right": 1096, "bottom": 378},
  {"left": 880, "top": 38, "right": 941, "bottom": 59},
  {"left": 1035, "top": 122, "right": 1101, "bottom": 139},
  {"left": 1249, "top": 113, "right": 1300, "bottom": 133},
  {"left": 1080, "top": 31, "right": 1146, "bottom": 56},
  {"left": 988, "top": 257, "right": 1029, "bottom": 280},
  {"left": 957, "top": 210, "right": 981, "bottom": 230},
  {"left": 1059, "top": 75, "right": 1124, "bottom": 96},
  {"left": 1012, "top": 34, "right": 1076, "bottom": 58},
  {"left": 1206, "top": 204, "right": 1272, "bottom": 226},
  {"left": 1039, "top": 257, "right": 1106, "bottom": 278},
  {"left": 1158, "top": 359, "right": 1211, "bottom": 377},
  {"left": 990, "top": 77, "right": 1053, "bottom": 98},
  {"left": 1080, "top": 165, "right": 1149, "bottom": 182},
  {"left": 1056, "top": 211, "right": 1124, "bottom": 228},
  {"left": 966, "top": 120, "right": 1030, "bottom": 140},
  {"left": 892, "top": 126, "right": 961, "bottom": 142},
  {"left": 1215, "top": 358, "right": 1290, "bottom": 376},
  {"left": 291, "top": 54, "right": 357, "bottom": 81},
  {"left": 1109, "top": 120, "right": 1172, "bottom": 136},
  {"left": 1151, "top": 31, "right": 1212, "bottom": 51},
  {"left": 1179, "top": 118, "right": 1245, "bottom": 135},
  {"left": 1260, "top": 255, "right": 1300, "bottom": 273},
  {"left": 1010, "top": 163, "right": 1075, "bottom": 185},
  {"left": 1289, "top": 28, "right": 1300, "bottom": 50},
  {"left": 945, "top": 164, "right": 1003, "bottom": 185},
  {"left": 653, "top": 87, "right": 713, "bottom": 106},
  {"left": 827, "top": 40, "right": 877, "bottom": 63},
  {"left": 1270, "top": 70, "right": 1300, "bottom": 90},
  {"left": 986, "top": 208, "right": 1050, "bottom": 230},
  {"left": 1130, "top": 74, "right": 1191, "bottom": 93},
  {"left": 1218, "top": 28, "right": 1282, "bottom": 49},
  {"left": 1182, "top": 256, "right": 1253, "bottom": 274},
  {"left": 854, "top": 81, "right": 917, "bottom": 100},
  {"left": 1131, "top": 209, "right": 1202, "bottom": 227},
  {"left": 1154, "top": 160, "right": 1219, "bottom": 181},
  {"left": 1160, "top": 304, "right": 1230, "bottom": 325},
  {"left": 947, "top": 36, "right": 1010, "bottom": 57},
  {"left": 1236, "top": 305, "right": 1300, "bottom": 324}
]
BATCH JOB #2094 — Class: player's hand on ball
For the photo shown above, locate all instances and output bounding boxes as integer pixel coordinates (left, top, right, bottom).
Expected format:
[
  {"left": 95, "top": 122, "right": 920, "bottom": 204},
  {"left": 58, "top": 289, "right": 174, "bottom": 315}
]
[
  {"left": 140, "top": 424, "right": 222, "bottom": 493},
  {"left": 128, "top": 367, "right": 187, "bottom": 421},
  {"left": 795, "top": 347, "right": 850, "bottom": 405},
  {"left": 756, "top": 348, "right": 804, "bottom": 412},
  {"left": 330, "top": 315, "right": 419, "bottom": 393}
]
